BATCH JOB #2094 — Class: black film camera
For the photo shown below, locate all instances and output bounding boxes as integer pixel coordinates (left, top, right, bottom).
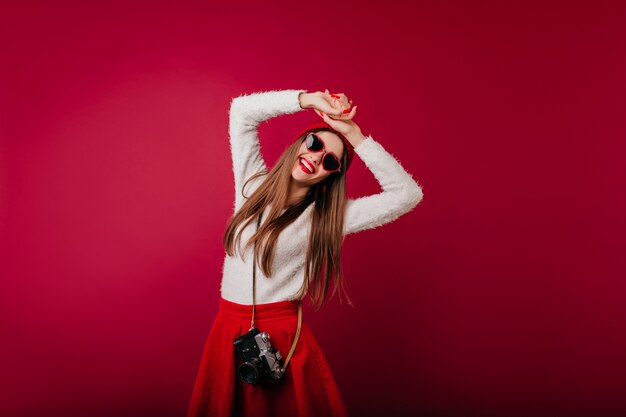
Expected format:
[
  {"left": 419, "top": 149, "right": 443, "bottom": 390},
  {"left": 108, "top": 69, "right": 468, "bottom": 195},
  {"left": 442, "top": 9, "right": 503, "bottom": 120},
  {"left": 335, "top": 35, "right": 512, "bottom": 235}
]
[{"left": 234, "top": 327, "right": 285, "bottom": 385}]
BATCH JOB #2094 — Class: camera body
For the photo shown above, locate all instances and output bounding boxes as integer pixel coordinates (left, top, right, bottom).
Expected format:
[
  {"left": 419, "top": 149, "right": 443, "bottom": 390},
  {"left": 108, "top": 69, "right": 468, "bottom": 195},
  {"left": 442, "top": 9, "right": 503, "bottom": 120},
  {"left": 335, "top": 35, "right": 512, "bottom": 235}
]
[{"left": 234, "top": 327, "right": 285, "bottom": 385}]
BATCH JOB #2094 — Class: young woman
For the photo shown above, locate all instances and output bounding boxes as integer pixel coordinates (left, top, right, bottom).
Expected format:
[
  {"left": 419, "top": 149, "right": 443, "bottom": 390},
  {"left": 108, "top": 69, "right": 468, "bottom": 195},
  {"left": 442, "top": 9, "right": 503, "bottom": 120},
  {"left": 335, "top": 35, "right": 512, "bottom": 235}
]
[{"left": 186, "top": 89, "right": 424, "bottom": 417}]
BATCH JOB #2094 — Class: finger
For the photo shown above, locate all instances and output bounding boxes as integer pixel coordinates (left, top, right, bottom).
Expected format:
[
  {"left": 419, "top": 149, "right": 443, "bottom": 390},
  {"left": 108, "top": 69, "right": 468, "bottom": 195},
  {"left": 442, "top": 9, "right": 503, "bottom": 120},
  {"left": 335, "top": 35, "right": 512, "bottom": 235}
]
[
  {"left": 335, "top": 93, "right": 350, "bottom": 111},
  {"left": 342, "top": 105, "right": 357, "bottom": 120},
  {"left": 319, "top": 109, "right": 338, "bottom": 123},
  {"left": 330, "top": 104, "right": 344, "bottom": 116},
  {"left": 336, "top": 96, "right": 349, "bottom": 113},
  {"left": 330, "top": 92, "right": 346, "bottom": 105},
  {"left": 325, "top": 109, "right": 340, "bottom": 119},
  {"left": 326, "top": 90, "right": 345, "bottom": 103},
  {"left": 339, "top": 100, "right": 354, "bottom": 115},
  {"left": 321, "top": 111, "right": 335, "bottom": 123},
  {"left": 322, "top": 90, "right": 334, "bottom": 105}
]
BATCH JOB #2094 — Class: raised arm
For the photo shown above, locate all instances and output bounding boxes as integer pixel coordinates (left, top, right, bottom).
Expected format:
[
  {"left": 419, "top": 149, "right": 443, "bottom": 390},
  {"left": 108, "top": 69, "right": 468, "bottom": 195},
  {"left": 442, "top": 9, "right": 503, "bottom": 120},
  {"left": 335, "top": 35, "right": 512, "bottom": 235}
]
[
  {"left": 228, "top": 89, "right": 307, "bottom": 212},
  {"left": 343, "top": 135, "right": 424, "bottom": 235}
]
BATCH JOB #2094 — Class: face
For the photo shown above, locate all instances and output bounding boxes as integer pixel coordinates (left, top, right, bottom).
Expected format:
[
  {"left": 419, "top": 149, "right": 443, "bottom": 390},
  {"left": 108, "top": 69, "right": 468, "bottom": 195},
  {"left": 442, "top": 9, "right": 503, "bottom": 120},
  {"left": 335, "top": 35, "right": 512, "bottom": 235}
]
[{"left": 291, "top": 131, "right": 345, "bottom": 186}]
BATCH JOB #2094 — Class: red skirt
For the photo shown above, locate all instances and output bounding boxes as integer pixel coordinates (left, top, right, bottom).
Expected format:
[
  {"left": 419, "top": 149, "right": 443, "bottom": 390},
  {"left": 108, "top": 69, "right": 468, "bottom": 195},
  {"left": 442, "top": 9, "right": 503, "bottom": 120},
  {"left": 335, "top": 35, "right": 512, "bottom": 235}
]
[{"left": 186, "top": 297, "right": 350, "bottom": 417}]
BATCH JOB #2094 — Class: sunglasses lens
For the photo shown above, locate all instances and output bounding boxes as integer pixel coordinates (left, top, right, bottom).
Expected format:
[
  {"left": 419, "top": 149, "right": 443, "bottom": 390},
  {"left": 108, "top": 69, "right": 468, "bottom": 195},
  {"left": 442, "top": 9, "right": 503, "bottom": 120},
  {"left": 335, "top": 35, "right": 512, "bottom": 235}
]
[
  {"left": 305, "top": 134, "right": 324, "bottom": 151},
  {"left": 323, "top": 154, "right": 341, "bottom": 172}
]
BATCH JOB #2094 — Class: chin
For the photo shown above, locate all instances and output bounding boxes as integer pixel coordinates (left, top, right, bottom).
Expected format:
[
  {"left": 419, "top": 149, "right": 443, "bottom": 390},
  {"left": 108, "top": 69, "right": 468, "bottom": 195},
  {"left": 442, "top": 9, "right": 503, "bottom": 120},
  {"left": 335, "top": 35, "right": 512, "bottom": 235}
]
[
  {"left": 291, "top": 171, "right": 306, "bottom": 183},
  {"left": 292, "top": 164, "right": 326, "bottom": 185},
  {"left": 292, "top": 175, "right": 311, "bottom": 185}
]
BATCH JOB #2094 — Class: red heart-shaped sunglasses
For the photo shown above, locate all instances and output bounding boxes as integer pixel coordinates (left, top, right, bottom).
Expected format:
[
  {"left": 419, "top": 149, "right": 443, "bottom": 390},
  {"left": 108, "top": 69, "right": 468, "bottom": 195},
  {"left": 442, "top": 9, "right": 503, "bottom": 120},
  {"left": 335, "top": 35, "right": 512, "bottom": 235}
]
[{"left": 302, "top": 133, "right": 342, "bottom": 173}]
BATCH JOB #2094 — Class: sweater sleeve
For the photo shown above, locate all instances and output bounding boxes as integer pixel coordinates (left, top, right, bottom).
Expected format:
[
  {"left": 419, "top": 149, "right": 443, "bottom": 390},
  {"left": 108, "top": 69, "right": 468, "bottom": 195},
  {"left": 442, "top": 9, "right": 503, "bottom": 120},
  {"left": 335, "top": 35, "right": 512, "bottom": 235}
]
[
  {"left": 228, "top": 89, "right": 308, "bottom": 213},
  {"left": 343, "top": 135, "right": 424, "bottom": 235}
]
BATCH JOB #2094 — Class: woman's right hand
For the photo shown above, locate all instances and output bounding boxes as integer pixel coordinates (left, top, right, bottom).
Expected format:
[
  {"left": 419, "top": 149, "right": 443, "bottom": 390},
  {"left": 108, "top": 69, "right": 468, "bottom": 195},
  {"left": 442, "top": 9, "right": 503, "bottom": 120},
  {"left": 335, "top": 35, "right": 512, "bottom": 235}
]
[{"left": 299, "top": 90, "right": 355, "bottom": 120}]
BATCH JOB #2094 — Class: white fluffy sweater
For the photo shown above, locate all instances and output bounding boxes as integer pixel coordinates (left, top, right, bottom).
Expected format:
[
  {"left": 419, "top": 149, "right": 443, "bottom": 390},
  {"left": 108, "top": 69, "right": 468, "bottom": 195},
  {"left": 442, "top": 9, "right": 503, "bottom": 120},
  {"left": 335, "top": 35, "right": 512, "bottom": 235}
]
[{"left": 220, "top": 89, "right": 424, "bottom": 304}]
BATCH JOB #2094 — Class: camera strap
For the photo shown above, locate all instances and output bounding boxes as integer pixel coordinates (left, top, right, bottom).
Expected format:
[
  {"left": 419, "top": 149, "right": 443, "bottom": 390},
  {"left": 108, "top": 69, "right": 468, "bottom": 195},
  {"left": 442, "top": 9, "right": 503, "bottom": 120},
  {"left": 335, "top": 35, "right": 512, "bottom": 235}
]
[{"left": 251, "top": 211, "right": 303, "bottom": 371}]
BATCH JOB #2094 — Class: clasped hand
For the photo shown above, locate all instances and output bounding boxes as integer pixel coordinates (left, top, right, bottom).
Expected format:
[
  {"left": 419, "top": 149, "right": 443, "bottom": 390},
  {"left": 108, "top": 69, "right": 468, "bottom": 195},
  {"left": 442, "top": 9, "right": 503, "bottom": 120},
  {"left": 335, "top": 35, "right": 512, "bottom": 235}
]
[{"left": 300, "top": 89, "right": 360, "bottom": 137}]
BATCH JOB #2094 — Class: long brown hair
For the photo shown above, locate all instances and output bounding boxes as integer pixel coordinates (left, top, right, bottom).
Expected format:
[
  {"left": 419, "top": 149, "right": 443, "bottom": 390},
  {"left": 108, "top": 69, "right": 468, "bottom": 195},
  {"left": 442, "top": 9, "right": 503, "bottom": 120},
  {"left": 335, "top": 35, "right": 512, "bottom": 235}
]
[{"left": 222, "top": 128, "right": 354, "bottom": 311}]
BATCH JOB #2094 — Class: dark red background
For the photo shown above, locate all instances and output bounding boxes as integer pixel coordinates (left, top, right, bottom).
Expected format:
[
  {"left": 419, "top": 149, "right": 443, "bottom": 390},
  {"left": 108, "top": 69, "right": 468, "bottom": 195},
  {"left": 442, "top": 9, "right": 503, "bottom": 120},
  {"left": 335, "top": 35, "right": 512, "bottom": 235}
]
[{"left": 1, "top": 1, "right": 625, "bottom": 416}]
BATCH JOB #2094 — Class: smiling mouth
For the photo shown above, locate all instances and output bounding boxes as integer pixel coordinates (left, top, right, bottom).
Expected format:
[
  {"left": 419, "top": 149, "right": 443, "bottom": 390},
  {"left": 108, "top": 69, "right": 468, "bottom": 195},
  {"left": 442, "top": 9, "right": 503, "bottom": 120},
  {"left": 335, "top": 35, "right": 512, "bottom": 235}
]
[{"left": 299, "top": 158, "right": 315, "bottom": 174}]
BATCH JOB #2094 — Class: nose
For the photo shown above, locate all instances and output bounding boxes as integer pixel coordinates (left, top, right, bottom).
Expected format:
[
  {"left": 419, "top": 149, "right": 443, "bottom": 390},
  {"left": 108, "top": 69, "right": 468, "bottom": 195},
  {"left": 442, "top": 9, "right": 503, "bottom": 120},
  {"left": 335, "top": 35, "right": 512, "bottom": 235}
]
[{"left": 306, "top": 152, "right": 323, "bottom": 166}]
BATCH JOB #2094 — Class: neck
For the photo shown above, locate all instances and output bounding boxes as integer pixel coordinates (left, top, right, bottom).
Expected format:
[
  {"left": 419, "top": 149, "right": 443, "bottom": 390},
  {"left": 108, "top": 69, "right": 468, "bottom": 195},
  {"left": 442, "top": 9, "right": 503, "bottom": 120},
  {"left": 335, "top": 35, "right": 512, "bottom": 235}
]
[{"left": 286, "top": 179, "right": 310, "bottom": 207}]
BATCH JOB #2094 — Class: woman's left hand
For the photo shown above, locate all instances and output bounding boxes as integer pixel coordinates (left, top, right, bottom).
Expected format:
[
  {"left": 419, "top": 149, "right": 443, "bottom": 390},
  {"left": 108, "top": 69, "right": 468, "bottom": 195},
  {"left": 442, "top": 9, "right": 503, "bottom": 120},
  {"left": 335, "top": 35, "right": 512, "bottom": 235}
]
[{"left": 314, "top": 89, "right": 361, "bottom": 138}]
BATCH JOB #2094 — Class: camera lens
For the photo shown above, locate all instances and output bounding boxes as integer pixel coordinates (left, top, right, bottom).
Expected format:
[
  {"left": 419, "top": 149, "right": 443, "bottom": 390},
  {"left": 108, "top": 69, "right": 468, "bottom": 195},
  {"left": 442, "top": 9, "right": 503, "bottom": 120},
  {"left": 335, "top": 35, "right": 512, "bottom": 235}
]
[{"left": 238, "top": 358, "right": 264, "bottom": 384}]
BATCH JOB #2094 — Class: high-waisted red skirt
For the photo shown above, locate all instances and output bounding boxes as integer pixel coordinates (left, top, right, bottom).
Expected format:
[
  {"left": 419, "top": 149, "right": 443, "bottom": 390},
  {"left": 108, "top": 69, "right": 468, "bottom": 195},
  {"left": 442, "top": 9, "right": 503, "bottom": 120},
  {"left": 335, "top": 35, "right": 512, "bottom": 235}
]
[{"left": 186, "top": 297, "right": 349, "bottom": 417}]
